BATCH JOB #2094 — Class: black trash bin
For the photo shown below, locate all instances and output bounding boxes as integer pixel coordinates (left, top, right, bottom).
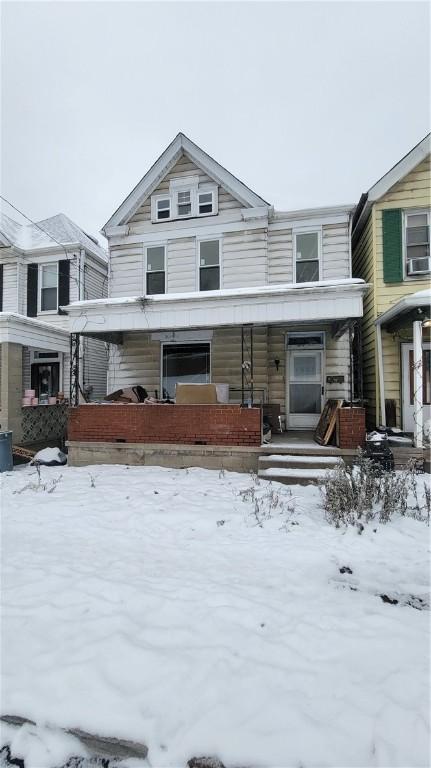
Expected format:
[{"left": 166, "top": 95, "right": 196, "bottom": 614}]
[
  {"left": 0, "top": 431, "right": 13, "bottom": 472},
  {"left": 365, "top": 432, "right": 394, "bottom": 471}
]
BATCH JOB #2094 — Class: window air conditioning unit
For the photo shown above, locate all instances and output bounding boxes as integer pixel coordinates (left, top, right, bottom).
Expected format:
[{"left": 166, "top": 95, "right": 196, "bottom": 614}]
[{"left": 407, "top": 256, "right": 431, "bottom": 275}]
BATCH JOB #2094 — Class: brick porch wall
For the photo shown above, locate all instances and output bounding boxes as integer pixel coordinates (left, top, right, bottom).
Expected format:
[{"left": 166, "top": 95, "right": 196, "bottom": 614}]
[
  {"left": 68, "top": 404, "right": 262, "bottom": 447},
  {"left": 337, "top": 407, "right": 366, "bottom": 449}
]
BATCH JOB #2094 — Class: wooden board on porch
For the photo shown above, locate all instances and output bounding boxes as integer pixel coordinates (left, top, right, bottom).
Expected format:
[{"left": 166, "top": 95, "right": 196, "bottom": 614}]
[{"left": 314, "top": 399, "right": 344, "bottom": 445}]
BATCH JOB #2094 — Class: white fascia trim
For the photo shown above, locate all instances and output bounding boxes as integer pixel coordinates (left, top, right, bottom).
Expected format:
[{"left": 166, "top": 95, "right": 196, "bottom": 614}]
[
  {"left": 64, "top": 281, "right": 368, "bottom": 336},
  {"left": 102, "top": 133, "right": 269, "bottom": 231},
  {"left": 0, "top": 312, "right": 70, "bottom": 352},
  {"left": 368, "top": 134, "right": 430, "bottom": 203},
  {"left": 375, "top": 289, "right": 431, "bottom": 327}
]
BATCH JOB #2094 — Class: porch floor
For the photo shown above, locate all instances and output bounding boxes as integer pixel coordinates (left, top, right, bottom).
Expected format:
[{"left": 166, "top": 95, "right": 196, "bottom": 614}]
[{"left": 262, "top": 430, "right": 342, "bottom": 455}]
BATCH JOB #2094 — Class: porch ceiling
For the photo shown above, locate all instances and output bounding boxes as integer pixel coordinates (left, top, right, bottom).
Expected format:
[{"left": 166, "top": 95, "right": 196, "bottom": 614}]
[
  {"left": 63, "top": 279, "right": 368, "bottom": 338},
  {"left": 0, "top": 313, "right": 70, "bottom": 353}
]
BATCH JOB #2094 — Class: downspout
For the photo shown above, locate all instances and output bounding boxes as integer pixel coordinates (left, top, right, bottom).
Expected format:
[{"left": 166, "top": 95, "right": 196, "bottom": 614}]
[
  {"left": 375, "top": 320, "right": 386, "bottom": 427},
  {"left": 413, "top": 320, "right": 423, "bottom": 448}
]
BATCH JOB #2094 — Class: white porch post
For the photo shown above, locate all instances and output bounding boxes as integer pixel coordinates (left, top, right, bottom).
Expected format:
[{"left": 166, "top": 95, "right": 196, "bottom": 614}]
[
  {"left": 376, "top": 323, "right": 386, "bottom": 427},
  {"left": 413, "top": 319, "right": 423, "bottom": 448}
]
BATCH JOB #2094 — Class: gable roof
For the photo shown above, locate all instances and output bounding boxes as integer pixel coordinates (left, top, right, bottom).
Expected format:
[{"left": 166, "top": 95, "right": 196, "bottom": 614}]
[
  {"left": 352, "top": 133, "right": 431, "bottom": 243},
  {"left": 0, "top": 212, "right": 107, "bottom": 263},
  {"left": 102, "top": 132, "right": 270, "bottom": 232}
]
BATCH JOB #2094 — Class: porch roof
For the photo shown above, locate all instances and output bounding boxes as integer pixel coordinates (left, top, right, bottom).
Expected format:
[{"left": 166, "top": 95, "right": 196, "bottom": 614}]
[
  {"left": 375, "top": 289, "right": 431, "bottom": 328},
  {"left": 62, "top": 279, "right": 368, "bottom": 338},
  {"left": 0, "top": 312, "right": 70, "bottom": 353}
]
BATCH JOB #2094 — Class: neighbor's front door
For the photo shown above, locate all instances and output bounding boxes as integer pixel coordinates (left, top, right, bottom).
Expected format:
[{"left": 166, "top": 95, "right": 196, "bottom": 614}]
[
  {"left": 287, "top": 348, "right": 323, "bottom": 429},
  {"left": 401, "top": 343, "right": 431, "bottom": 432}
]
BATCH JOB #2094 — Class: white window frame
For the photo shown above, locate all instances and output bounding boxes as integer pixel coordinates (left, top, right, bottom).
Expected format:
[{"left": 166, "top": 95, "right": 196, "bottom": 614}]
[
  {"left": 293, "top": 228, "right": 322, "bottom": 284},
  {"left": 150, "top": 180, "right": 218, "bottom": 223},
  {"left": 197, "top": 237, "right": 222, "bottom": 292},
  {"left": 403, "top": 208, "right": 431, "bottom": 280},
  {"left": 144, "top": 243, "right": 166, "bottom": 295},
  {"left": 38, "top": 262, "right": 59, "bottom": 314},
  {"left": 160, "top": 339, "right": 212, "bottom": 400}
]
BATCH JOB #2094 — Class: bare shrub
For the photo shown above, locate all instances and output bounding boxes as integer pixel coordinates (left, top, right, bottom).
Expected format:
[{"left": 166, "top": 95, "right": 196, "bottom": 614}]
[{"left": 321, "top": 450, "right": 430, "bottom": 528}]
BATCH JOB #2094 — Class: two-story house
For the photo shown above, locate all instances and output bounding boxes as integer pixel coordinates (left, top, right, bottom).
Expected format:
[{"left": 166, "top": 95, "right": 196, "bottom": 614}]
[
  {"left": 352, "top": 135, "right": 430, "bottom": 447},
  {"left": 64, "top": 133, "right": 368, "bottom": 466},
  {"left": 0, "top": 212, "right": 108, "bottom": 445}
]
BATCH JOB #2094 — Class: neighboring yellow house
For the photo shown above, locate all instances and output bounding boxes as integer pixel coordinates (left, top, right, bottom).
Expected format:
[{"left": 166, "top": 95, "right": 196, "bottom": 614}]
[{"left": 352, "top": 134, "right": 430, "bottom": 446}]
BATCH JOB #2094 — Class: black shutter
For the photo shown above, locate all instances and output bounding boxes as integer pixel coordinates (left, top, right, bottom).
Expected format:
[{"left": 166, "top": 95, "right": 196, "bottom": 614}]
[
  {"left": 27, "top": 263, "right": 38, "bottom": 317},
  {"left": 58, "top": 259, "right": 70, "bottom": 309},
  {"left": 0, "top": 264, "right": 3, "bottom": 312}
]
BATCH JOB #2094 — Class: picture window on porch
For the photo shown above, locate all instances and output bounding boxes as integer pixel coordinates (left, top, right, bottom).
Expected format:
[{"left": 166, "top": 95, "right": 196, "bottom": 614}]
[
  {"left": 39, "top": 263, "right": 58, "bottom": 312},
  {"left": 405, "top": 211, "right": 430, "bottom": 275},
  {"left": 146, "top": 246, "right": 165, "bottom": 295},
  {"left": 199, "top": 240, "right": 220, "bottom": 291},
  {"left": 162, "top": 343, "right": 211, "bottom": 400},
  {"left": 294, "top": 232, "right": 320, "bottom": 283}
]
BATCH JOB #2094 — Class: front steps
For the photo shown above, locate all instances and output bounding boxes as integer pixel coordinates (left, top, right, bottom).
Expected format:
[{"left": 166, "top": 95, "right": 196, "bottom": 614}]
[{"left": 258, "top": 453, "right": 343, "bottom": 485}]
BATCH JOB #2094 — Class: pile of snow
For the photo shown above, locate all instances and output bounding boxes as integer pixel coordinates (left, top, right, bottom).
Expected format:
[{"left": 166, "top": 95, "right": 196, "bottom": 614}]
[
  {"left": 1, "top": 464, "right": 430, "bottom": 768},
  {"left": 31, "top": 447, "right": 67, "bottom": 466}
]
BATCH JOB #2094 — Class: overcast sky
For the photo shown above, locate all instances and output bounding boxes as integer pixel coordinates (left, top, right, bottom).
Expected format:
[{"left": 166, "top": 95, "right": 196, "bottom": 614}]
[{"left": 1, "top": 1, "right": 430, "bottom": 243}]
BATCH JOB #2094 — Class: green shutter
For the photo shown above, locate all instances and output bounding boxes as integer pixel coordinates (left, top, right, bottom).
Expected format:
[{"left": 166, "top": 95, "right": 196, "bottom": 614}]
[{"left": 382, "top": 208, "right": 403, "bottom": 283}]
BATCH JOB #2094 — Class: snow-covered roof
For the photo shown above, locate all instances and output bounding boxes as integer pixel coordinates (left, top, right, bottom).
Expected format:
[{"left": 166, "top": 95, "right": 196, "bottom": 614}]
[
  {"left": 375, "top": 288, "right": 431, "bottom": 327},
  {"left": 102, "top": 132, "right": 270, "bottom": 232},
  {"left": 0, "top": 212, "right": 107, "bottom": 263}
]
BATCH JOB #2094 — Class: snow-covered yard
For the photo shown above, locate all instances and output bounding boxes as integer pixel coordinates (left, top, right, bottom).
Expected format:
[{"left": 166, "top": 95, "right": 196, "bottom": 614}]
[{"left": 1, "top": 464, "right": 430, "bottom": 768}]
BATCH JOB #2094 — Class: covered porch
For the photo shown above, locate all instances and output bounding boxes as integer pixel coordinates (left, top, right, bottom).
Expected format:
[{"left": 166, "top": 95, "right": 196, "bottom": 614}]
[
  {"left": 0, "top": 313, "right": 69, "bottom": 444},
  {"left": 64, "top": 280, "right": 368, "bottom": 462},
  {"left": 376, "top": 289, "right": 431, "bottom": 448}
]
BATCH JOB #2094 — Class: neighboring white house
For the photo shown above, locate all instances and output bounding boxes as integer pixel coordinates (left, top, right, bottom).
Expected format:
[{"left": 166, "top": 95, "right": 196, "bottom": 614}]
[
  {"left": 0, "top": 212, "right": 108, "bottom": 444},
  {"left": 65, "top": 133, "right": 368, "bottom": 429}
]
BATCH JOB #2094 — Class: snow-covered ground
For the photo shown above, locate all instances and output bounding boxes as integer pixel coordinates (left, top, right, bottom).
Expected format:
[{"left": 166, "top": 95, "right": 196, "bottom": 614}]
[{"left": 1, "top": 464, "right": 430, "bottom": 768}]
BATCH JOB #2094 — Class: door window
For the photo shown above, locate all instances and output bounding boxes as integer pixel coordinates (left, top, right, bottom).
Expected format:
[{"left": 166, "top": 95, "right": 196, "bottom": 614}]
[
  {"left": 31, "top": 362, "right": 60, "bottom": 398},
  {"left": 289, "top": 351, "right": 322, "bottom": 414}
]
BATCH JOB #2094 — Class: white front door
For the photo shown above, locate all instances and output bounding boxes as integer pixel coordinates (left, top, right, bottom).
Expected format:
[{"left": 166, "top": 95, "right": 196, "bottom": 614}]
[
  {"left": 401, "top": 343, "right": 431, "bottom": 432},
  {"left": 287, "top": 348, "right": 323, "bottom": 429}
]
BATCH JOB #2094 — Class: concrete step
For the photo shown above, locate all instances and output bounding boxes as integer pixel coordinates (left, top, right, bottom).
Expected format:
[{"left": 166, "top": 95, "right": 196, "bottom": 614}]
[
  {"left": 259, "top": 454, "right": 342, "bottom": 471},
  {"left": 258, "top": 466, "right": 329, "bottom": 485}
]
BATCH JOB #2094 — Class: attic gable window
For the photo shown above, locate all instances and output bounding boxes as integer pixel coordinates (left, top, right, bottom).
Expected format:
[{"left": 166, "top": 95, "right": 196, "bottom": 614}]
[
  {"left": 156, "top": 198, "right": 170, "bottom": 220},
  {"left": 151, "top": 182, "right": 218, "bottom": 222}
]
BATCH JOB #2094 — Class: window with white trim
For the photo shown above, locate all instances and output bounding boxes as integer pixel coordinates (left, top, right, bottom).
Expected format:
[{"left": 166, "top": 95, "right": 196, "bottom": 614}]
[
  {"left": 151, "top": 182, "right": 218, "bottom": 222},
  {"left": 294, "top": 231, "right": 320, "bottom": 283},
  {"left": 199, "top": 240, "right": 220, "bottom": 291},
  {"left": 156, "top": 198, "right": 170, "bottom": 220},
  {"left": 405, "top": 210, "right": 430, "bottom": 275},
  {"left": 176, "top": 190, "right": 192, "bottom": 217},
  {"left": 198, "top": 190, "right": 214, "bottom": 215},
  {"left": 146, "top": 245, "right": 165, "bottom": 294},
  {"left": 40, "top": 263, "right": 58, "bottom": 311}
]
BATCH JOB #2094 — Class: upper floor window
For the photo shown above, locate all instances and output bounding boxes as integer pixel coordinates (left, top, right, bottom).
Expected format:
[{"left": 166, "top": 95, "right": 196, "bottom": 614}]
[
  {"left": 405, "top": 211, "right": 430, "bottom": 276},
  {"left": 146, "top": 245, "right": 165, "bottom": 294},
  {"left": 294, "top": 231, "right": 320, "bottom": 283},
  {"left": 199, "top": 240, "right": 220, "bottom": 291},
  {"left": 151, "top": 181, "right": 218, "bottom": 223},
  {"left": 39, "top": 263, "right": 58, "bottom": 311}
]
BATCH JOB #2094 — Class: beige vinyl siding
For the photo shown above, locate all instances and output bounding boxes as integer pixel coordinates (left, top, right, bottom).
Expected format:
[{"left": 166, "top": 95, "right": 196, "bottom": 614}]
[
  {"left": 267, "top": 220, "right": 350, "bottom": 285},
  {"left": 321, "top": 222, "right": 350, "bottom": 279},
  {"left": 212, "top": 327, "right": 268, "bottom": 400},
  {"left": 267, "top": 229, "right": 293, "bottom": 284},
  {"left": 222, "top": 229, "right": 267, "bottom": 288},
  {"left": 109, "top": 243, "right": 144, "bottom": 298},
  {"left": 167, "top": 237, "right": 196, "bottom": 293},
  {"left": 129, "top": 153, "right": 242, "bottom": 225}
]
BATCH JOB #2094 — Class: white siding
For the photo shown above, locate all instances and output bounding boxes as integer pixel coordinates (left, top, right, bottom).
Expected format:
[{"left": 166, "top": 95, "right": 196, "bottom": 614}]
[
  {"left": 222, "top": 229, "right": 267, "bottom": 288},
  {"left": 109, "top": 244, "right": 143, "bottom": 298},
  {"left": 1, "top": 263, "right": 18, "bottom": 312},
  {"left": 167, "top": 237, "right": 196, "bottom": 293},
  {"left": 321, "top": 222, "right": 350, "bottom": 280},
  {"left": 82, "top": 254, "right": 109, "bottom": 401},
  {"left": 267, "top": 229, "right": 293, "bottom": 284}
]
